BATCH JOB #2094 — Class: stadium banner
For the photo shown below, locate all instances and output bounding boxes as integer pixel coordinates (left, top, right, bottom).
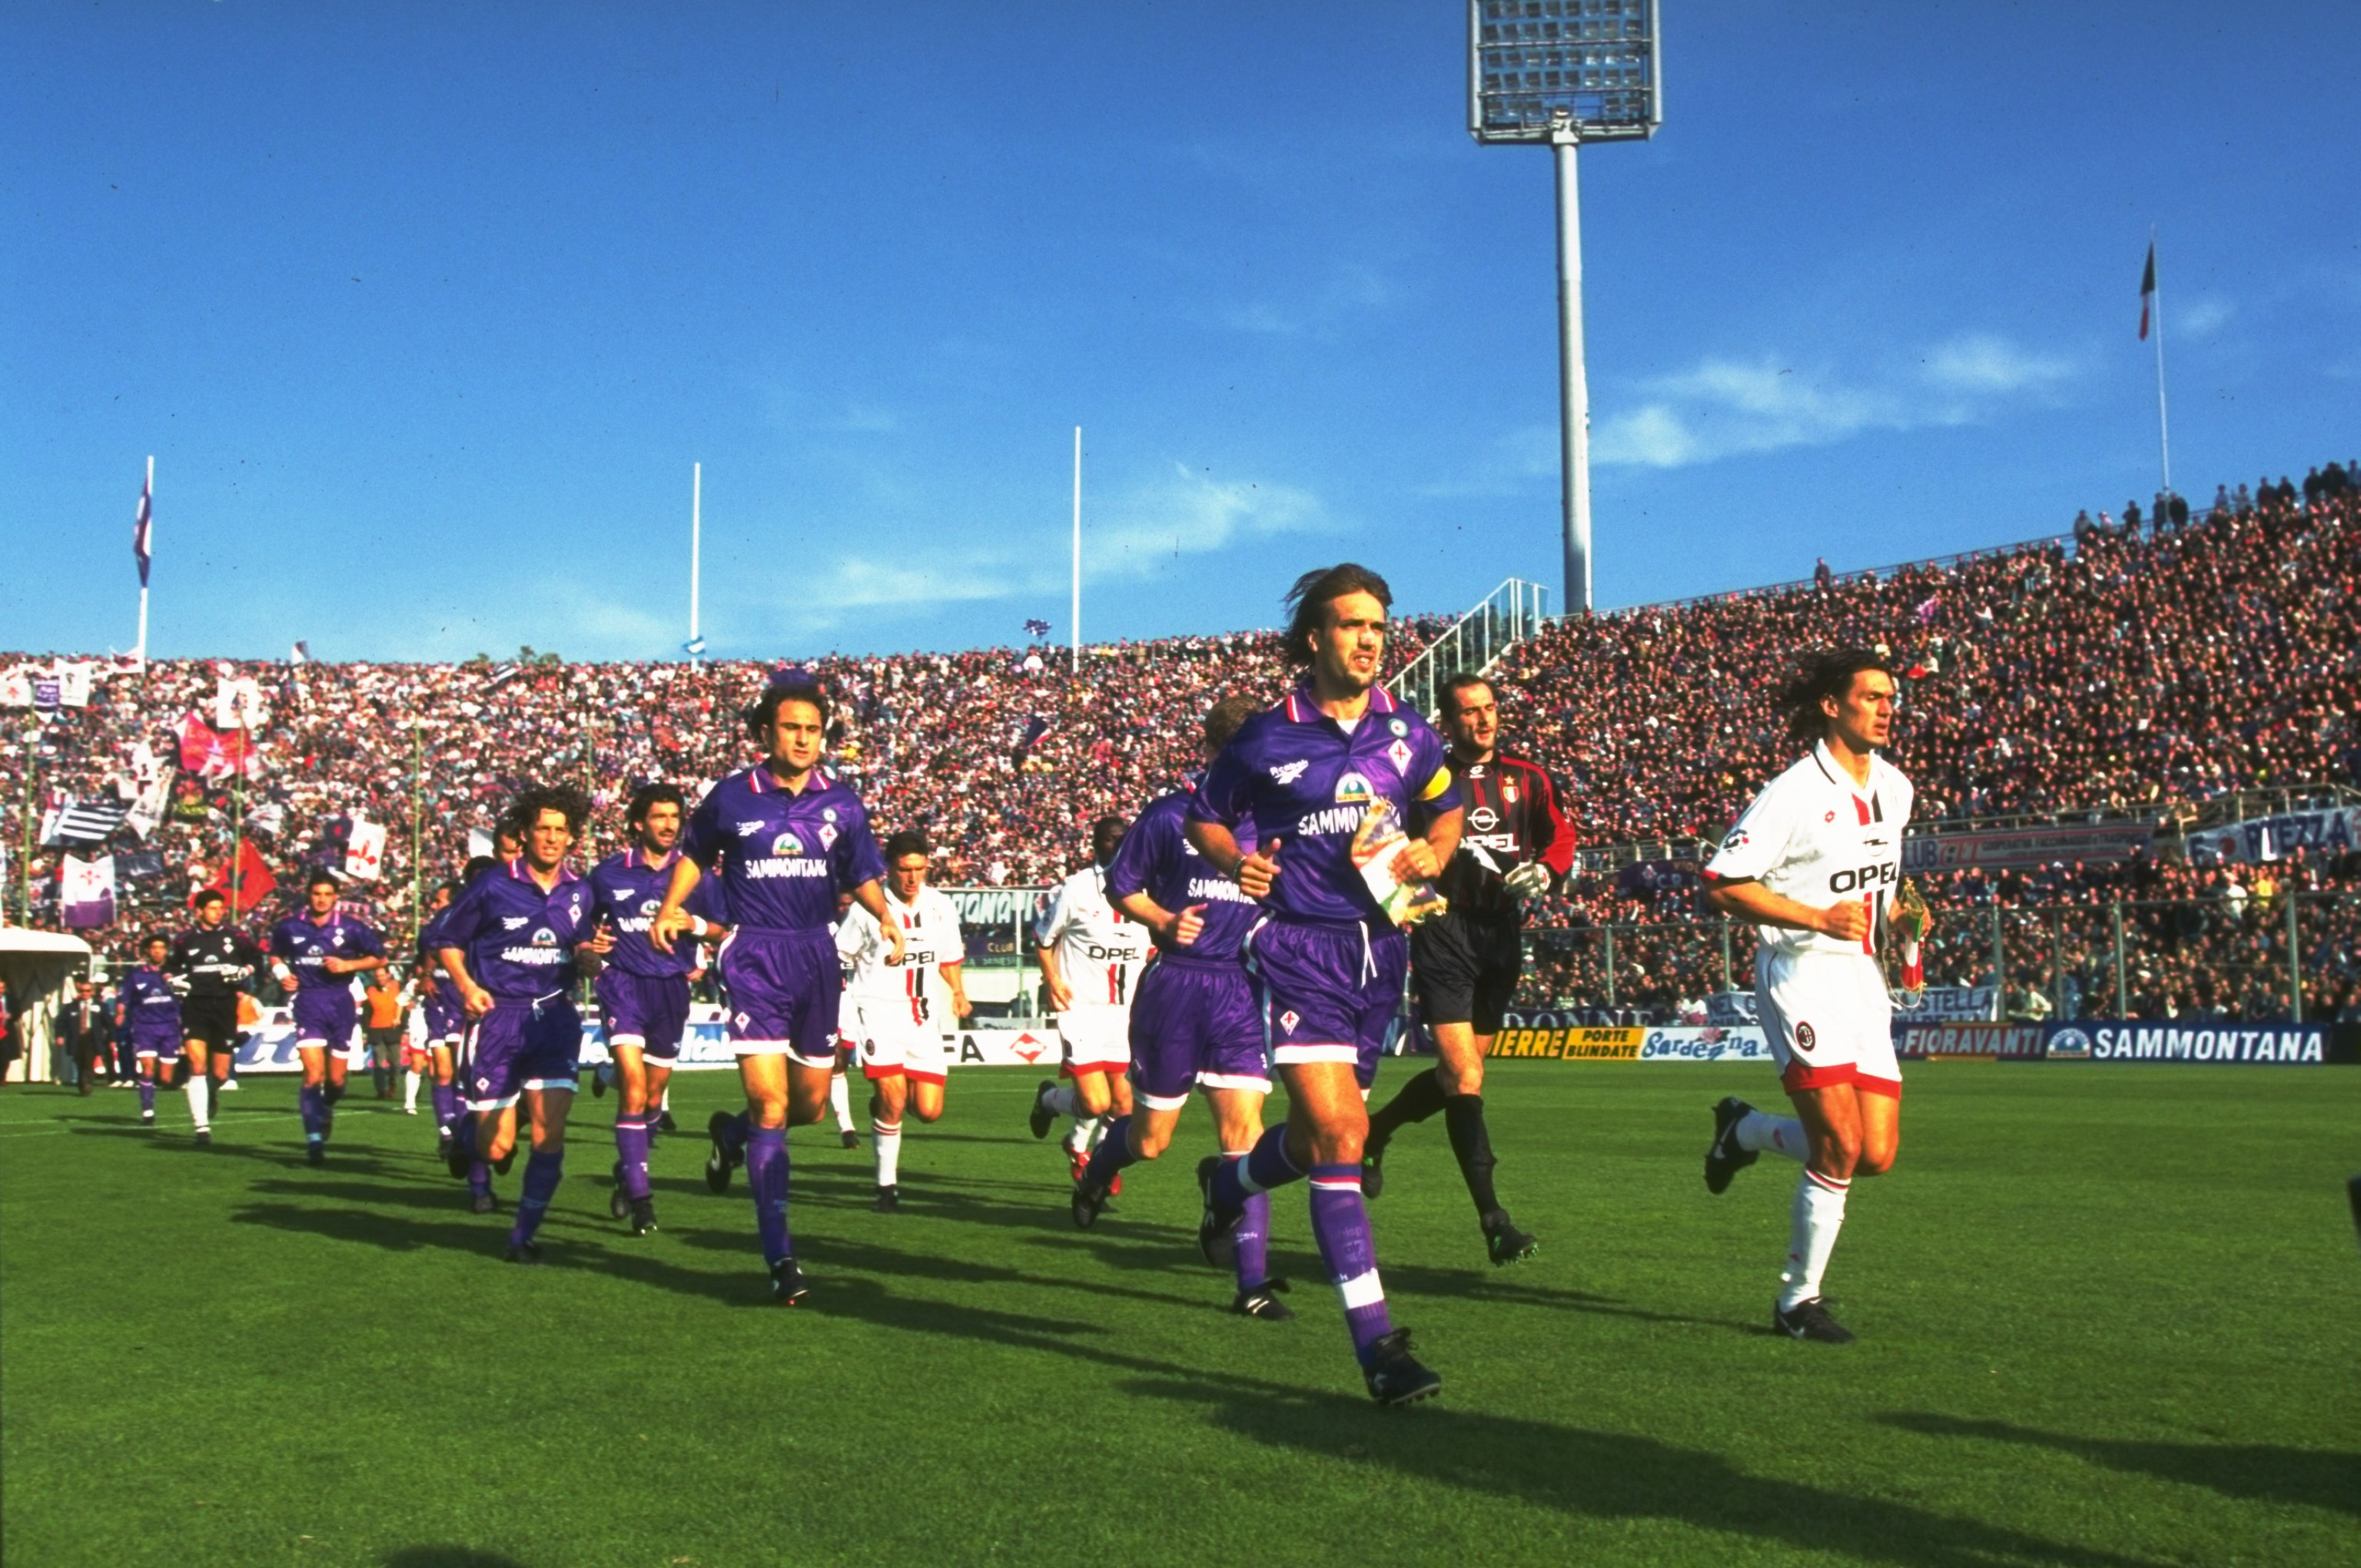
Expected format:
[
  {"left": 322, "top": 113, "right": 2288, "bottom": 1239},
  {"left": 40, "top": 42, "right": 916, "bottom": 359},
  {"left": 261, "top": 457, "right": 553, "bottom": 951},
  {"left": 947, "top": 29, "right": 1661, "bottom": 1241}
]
[
  {"left": 2183, "top": 806, "right": 2360, "bottom": 867},
  {"left": 1636, "top": 1026, "right": 1775, "bottom": 1064},
  {"left": 1894, "top": 1021, "right": 2049, "bottom": 1060},
  {"left": 1900, "top": 822, "right": 2154, "bottom": 873},
  {"left": 1712, "top": 985, "right": 1996, "bottom": 1025},
  {"left": 1489, "top": 1015, "right": 1644, "bottom": 1060},
  {"left": 2040, "top": 1021, "right": 2334, "bottom": 1065}
]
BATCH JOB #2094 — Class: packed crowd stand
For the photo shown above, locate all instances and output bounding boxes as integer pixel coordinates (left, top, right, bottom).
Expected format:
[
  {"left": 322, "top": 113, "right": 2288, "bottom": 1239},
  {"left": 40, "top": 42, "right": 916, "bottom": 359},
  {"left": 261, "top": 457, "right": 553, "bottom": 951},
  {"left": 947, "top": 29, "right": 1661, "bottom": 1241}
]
[{"left": 5, "top": 462, "right": 2355, "bottom": 1029}]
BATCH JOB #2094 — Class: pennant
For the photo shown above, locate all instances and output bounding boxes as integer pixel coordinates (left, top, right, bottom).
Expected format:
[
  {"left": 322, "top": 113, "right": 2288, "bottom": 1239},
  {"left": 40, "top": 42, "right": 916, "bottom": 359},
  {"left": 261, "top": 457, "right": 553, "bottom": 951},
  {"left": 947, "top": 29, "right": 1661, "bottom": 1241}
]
[
  {"left": 211, "top": 839, "right": 277, "bottom": 915},
  {"left": 47, "top": 796, "right": 130, "bottom": 846},
  {"left": 60, "top": 854, "right": 117, "bottom": 929},
  {"left": 2138, "top": 242, "right": 2156, "bottom": 341},
  {"left": 134, "top": 473, "right": 153, "bottom": 588}
]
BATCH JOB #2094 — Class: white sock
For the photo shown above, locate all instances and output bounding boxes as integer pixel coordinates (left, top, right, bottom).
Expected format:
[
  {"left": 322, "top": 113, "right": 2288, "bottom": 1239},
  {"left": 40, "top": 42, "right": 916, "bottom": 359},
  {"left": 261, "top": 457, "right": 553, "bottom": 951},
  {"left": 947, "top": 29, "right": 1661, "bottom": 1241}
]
[
  {"left": 1779, "top": 1170, "right": 1851, "bottom": 1310},
  {"left": 874, "top": 1119, "right": 903, "bottom": 1186},
  {"left": 1041, "top": 1083, "right": 1085, "bottom": 1120},
  {"left": 185, "top": 1075, "right": 211, "bottom": 1131},
  {"left": 829, "top": 1070, "right": 853, "bottom": 1131},
  {"left": 1738, "top": 1111, "right": 1808, "bottom": 1162},
  {"left": 1088, "top": 1119, "right": 1112, "bottom": 1152},
  {"left": 1067, "top": 1115, "right": 1101, "bottom": 1155},
  {"left": 403, "top": 1069, "right": 422, "bottom": 1111}
]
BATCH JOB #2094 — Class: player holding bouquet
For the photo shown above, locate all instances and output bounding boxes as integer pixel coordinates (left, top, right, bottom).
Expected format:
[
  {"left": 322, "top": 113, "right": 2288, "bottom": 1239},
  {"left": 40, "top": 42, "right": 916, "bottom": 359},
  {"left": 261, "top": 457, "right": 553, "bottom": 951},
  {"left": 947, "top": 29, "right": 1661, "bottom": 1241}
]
[{"left": 1699, "top": 649, "right": 1924, "bottom": 1345}]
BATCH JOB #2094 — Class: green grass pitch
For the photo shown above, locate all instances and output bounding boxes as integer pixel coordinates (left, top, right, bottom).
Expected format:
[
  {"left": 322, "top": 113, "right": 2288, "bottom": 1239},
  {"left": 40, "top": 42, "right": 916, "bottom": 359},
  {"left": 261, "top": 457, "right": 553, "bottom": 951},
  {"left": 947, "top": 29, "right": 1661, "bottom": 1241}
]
[{"left": 5, "top": 1062, "right": 2356, "bottom": 1567}]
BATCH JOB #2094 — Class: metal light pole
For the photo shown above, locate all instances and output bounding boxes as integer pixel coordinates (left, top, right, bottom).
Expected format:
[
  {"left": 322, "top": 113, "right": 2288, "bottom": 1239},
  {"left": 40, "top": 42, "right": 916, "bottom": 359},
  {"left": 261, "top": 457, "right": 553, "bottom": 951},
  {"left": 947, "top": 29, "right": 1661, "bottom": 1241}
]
[{"left": 1469, "top": 0, "right": 1662, "bottom": 615}]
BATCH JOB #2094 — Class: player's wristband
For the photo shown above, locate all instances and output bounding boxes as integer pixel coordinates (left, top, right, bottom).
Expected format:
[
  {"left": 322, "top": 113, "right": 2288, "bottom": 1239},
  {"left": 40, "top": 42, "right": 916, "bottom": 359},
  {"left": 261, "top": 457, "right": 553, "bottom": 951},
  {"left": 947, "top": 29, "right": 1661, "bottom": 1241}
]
[{"left": 688, "top": 915, "right": 711, "bottom": 938}]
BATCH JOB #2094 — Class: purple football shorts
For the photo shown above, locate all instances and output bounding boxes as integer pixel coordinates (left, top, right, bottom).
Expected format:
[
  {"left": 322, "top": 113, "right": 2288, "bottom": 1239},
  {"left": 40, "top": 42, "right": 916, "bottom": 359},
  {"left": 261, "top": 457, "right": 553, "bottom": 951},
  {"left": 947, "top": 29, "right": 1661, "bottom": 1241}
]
[
  {"left": 1245, "top": 916, "right": 1406, "bottom": 1085},
  {"left": 716, "top": 927, "right": 841, "bottom": 1068},
  {"left": 291, "top": 987, "right": 359, "bottom": 1051},
  {"left": 464, "top": 993, "right": 582, "bottom": 1111},
  {"left": 1127, "top": 954, "right": 1269, "bottom": 1111},
  {"left": 596, "top": 968, "right": 692, "bottom": 1061}
]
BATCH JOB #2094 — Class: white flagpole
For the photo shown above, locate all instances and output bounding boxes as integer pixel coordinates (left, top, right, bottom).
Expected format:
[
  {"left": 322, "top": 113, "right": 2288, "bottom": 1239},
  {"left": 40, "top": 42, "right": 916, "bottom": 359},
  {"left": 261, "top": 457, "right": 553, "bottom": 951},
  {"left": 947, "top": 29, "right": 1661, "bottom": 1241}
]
[
  {"left": 135, "top": 455, "right": 151, "bottom": 673},
  {"left": 1071, "top": 427, "right": 1081, "bottom": 676},
  {"left": 2150, "top": 227, "right": 2172, "bottom": 503},
  {"left": 689, "top": 461, "right": 702, "bottom": 667}
]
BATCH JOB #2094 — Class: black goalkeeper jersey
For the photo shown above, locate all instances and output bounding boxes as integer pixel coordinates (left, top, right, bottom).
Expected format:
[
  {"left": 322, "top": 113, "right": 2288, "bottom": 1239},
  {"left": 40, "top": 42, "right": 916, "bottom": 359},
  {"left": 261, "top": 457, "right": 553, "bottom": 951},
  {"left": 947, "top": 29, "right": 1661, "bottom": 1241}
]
[{"left": 167, "top": 925, "right": 267, "bottom": 998}]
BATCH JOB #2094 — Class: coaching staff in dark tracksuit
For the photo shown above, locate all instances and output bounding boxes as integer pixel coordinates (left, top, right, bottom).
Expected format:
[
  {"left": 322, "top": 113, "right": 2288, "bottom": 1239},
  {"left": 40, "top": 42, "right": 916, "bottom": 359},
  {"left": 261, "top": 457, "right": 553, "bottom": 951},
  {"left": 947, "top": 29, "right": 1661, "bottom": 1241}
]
[{"left": 1363, "top": 671, "right": 1573, "bottom": 1265}]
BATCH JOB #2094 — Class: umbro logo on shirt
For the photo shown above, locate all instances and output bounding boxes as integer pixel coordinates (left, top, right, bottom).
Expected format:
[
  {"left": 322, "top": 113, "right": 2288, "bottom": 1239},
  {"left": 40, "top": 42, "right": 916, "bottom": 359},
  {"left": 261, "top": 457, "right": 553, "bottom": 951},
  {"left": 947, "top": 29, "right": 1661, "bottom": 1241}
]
[
  {"left": 501, "top": 917, "right": 529, "bottom": 930},
  {"left": 1268, "top": 760, "right": 1310, "bottom": 786},
  {"left": 736, "top": 820, "right": 764, "bottom": 839}
]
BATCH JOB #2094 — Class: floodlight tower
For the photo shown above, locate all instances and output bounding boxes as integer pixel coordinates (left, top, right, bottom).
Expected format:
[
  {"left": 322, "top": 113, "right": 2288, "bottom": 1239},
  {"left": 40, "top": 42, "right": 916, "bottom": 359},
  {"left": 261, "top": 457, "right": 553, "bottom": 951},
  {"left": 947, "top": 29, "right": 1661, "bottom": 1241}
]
[{"left": 1469, "top": 0, "right": 1662, "bottom": 614}]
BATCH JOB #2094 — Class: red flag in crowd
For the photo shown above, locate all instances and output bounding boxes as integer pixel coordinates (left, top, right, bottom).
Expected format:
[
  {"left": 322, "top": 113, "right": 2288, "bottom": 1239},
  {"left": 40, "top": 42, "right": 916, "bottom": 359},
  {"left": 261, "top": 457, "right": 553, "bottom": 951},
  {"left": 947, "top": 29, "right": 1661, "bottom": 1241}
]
[{"left": 210, "top": 839, "right": 277, "bottom": 915}]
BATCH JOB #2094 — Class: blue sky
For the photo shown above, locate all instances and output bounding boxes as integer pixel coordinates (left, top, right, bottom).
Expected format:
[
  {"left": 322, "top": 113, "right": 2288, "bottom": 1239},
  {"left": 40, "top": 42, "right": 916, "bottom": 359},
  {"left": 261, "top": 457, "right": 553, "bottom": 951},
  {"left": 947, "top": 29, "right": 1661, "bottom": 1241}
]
[{"left": 8, "top": 2, "right": 2356, "bottom": 663}]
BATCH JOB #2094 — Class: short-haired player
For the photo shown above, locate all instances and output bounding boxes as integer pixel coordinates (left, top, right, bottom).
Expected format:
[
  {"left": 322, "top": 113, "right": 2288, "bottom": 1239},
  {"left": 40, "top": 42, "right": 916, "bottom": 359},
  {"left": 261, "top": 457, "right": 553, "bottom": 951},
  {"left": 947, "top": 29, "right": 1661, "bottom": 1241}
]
[
  {"left": 120, "top": 935, "right": 181, "bottom": 1126},
  {"left": 438, "top": 787, "right": 604, "bottom": 1262},
  {"left": 1187, "top": 563, "right": 1464, "bottom": 1404},
  {"left": 1701, "top": 650, "right": 1924, "bottom": 1344},
  {"left": 1362, "top": 672, "right": 1569, "bottom": 1264},
  {"left": 270, "top": 871, "right": 390, "bottom": 1165},
  {"left": 165, "top": 888, "right": 268, "bottom": 1147},
  {"left": 1025, "top": 816, "right": 1151, "bottom": 1186},
  {"left": 1072, "top": 695, "right": 1297, "bottom": 1321},
  {"left": 838, "top": 829, "right": 970, "bottom": 1211},
  {"left": 653, "top": 676, "right": 903, "bottom": 1304}
]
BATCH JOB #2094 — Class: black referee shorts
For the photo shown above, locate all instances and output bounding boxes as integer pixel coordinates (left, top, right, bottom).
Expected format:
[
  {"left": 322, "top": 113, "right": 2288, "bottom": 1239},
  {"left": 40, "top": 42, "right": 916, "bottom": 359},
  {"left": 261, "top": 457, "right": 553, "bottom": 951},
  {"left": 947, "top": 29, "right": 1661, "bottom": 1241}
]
[
  {"left": 1410, "top": 907, "right": 1526, "bottom": 1038},
  {"left": 181, "top": 994, "right": 240, "bottom": 1052}
]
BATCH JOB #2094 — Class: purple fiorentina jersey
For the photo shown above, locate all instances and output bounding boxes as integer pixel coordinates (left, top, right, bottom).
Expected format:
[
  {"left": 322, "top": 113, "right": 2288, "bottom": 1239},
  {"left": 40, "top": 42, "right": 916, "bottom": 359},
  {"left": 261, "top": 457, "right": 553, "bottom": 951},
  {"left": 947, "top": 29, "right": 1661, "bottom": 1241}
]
[
  {"left": 121, "top": 965, "right": 181, "bottom": 1041},
  {"left": 1188, "top": 683, "right": 1461, "bottom": 927},
  {"left": 438, "top": 859, "right": 594, "bottom": 999},
  {"left": 270, "top": 911, "right": 387, "bottom": 984},
  {"left": 1106, "top": 782, "right": 1260, "bottom": 964},
  {"left": 589, "top": 848, "right": 726, "bottom": 978},
  {"left": 680, "top": 766, "right": 885, "bottom": 934}
]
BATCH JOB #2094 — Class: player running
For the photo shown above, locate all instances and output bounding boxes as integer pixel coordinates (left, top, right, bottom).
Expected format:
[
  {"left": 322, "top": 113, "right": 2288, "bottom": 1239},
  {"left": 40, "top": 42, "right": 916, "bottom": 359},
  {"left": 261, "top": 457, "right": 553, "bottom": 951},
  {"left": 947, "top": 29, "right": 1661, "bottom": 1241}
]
[
  {"left": 838, "top": 829, "right": 970, "bottom": 1211},
  {"left": 1025, "top": 816, "right": 1151, "bottom": 1184},
  {"left": 1700, "top": 649, "right": 1922, "bottom": 1345},
  {"left": 437, "top": 787, "right": 603, "bottom": 1262},
  {"left": 165, "top": 889, "right": 267, "bottom": 1147},
  {"left": 1187, "top": 563, "right": 1464, "bottom": 1404},
  {"left": 1362, "top": 673, "right": 1569, "bottom": 1264},
  {"left": 651, "top": 673, "right": 903, "bottom": 1305},
  {"left": 410, "top": 878, "right": 467, "bottom": 1148},
  {"left": 119, "top": 935, "right": 181, "bottom": 1127},
  {"left": 1071, "top": 696, "right": 1297, "bottom": 1321},
  {"left": 587, "top": 784, "right": 728, "bottom": 1236},
  {"left": 271, "top": 871, "right": 389, "bottom": 1165}
]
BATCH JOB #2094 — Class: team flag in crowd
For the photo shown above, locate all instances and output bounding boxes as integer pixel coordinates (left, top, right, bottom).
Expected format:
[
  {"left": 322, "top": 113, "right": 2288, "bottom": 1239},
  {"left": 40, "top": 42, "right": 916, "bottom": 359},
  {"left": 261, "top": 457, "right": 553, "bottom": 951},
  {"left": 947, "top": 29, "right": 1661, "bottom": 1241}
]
[
  {"left": 2138, "top": 242, "right": 2157, "bottom": 340},
  {"left": 176, "top": 712, "right": 264, "bottom": 781},
  {"left": 291, "top": 641, "right": 311, "bottom": 665},
  {"left": 1024, "top": 619, "right": 1052, "bottom": 639},
  {"left": 211, "top": 839, "right": 277, "bottom": 915},
  {"left": 134, "top": 473, "right": 153, "bottom": 587},
  {"left": 44, "top": 796, "right": 131, "bottom": 847},
  {"left": 1011, "top": 714, "right": 1051, "bottom": 765},
  {"left": 682, "top": 636, "right": 707, "bottom": 657},
  {"left": 59, "top": 854, "right": 117, "bottom": 929},
  {"left": 343, "top": 817, "right": 388, "bottom": 882}
]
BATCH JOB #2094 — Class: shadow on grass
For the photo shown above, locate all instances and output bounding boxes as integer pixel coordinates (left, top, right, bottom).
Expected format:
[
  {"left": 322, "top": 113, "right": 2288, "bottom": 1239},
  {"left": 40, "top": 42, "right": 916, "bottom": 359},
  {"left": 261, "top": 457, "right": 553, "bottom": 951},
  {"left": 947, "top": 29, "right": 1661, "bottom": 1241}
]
[
  {"left": 384, "top": 1550, "right": 529, "bottom": 1568},
  {"left": 1121, "top": 1378, "right": 2173, "bottom": 1568},
  {"left": 1881, "top": 1414, "right": 2361, "bottom": 1518}
]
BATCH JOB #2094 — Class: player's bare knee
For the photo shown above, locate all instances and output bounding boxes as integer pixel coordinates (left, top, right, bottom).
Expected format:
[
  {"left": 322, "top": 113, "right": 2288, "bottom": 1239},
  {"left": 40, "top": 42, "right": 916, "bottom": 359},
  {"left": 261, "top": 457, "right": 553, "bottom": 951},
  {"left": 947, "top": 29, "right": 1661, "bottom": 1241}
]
[{"left": 1133, "top": 1123, "right": 1172, "bottom": 1160}]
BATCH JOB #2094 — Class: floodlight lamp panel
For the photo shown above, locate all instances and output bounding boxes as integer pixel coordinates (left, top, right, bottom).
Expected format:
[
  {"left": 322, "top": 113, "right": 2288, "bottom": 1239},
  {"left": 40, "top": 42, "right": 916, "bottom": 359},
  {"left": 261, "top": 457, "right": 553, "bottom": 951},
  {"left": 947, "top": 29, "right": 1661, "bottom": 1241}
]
[{"left": 1468, "top": 0, "right": 1662, "bottom": 145}]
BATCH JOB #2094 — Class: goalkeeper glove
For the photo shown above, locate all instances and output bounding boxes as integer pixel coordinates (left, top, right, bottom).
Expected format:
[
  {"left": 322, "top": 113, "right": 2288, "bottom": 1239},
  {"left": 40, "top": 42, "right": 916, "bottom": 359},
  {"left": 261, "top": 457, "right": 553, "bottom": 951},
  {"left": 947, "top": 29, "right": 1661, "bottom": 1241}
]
[{"left": 1502, "top": 862, "right": 1552, "bottom": 901}]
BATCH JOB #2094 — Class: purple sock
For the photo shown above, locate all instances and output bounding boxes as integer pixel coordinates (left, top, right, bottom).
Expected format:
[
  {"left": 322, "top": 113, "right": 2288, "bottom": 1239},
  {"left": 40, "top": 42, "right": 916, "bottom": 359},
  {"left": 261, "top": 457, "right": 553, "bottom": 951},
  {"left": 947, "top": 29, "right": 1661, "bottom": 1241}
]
[
  {"left": 615, "top": 1116, "right": 652, "bottom": 1201},
  {"left": 1234, "top": 1188, "right": 1272, "bottom": 1292},
  {"left": 299, "top": 1085, "right": 324, "bottom": 1142},
  {"left": 1214, "top": 1124, "right": 1302, "bottom": 1209},
  {"left": 745, "top": 1126, "right": 792, "bottom": 1266},
  {"left": 1082, "top": 1116, "right": 1139, "bottom": 1188},
  {"left": 724, "top": 1111, "right": 752, "bottom": 1159},
  {"left": 138, "top": 1078, "right": 156, "bottom": 1115},
  {"left": 509, "top": 1149, "right": 564, "bottom": 1247},
  {"left": 432, "top": 1081, "right": 457, "bottom": 1134},
  {"left": 1308, "top": 1164, "right": 1392, "bottom": 1366},
  {"left": 468, "top": 1158, "right": 492, "bottom": 1197}
]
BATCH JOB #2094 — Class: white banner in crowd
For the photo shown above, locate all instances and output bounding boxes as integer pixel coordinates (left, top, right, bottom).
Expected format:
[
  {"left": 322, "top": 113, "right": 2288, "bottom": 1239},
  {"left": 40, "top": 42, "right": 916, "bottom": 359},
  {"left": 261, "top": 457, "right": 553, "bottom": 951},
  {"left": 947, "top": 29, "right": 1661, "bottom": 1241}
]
[
  {"left": 344, "top": 818, "right": 388, "bottom": 882},
  {"left": 1901, "top": 821, "right": 2157, "bottom": 873},
  {"left": 1636, "top": 1027, "right": 1774, "bottom": 1063},
  {"left": 2183, "top": 806, "right": 2360, "bottom": 867},
  {"left": 1708, "top": 985, "right": 1997, "bottom": 1025}
]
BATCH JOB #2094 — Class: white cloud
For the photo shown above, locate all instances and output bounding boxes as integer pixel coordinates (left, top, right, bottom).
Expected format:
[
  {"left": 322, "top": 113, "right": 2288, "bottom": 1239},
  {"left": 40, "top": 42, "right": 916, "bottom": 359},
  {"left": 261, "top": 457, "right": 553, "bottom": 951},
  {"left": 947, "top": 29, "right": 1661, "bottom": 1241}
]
[
  {"left": 1088, "top": 463, "right": 1332, "bottom": 576},
  {"left": 1214, "top": 263, "right": 1403, "bottom": 337},
  {"left": 2171, "top": 295, "right": 2234, "bottom": 339},
  {"left": 1583, "top": 334, "right": 2083, "bottom": 471}
]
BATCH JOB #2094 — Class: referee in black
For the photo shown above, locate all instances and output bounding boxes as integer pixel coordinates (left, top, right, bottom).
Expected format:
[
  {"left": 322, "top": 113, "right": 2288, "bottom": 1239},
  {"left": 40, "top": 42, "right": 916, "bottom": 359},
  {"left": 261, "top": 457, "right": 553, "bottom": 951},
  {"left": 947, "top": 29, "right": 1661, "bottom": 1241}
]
[
  {"left": 1366, "top": 672, "right": 1572, "bottom": 1264},
  {"left": 166, "top": 888, "right": 267, "bottom": 1146}
]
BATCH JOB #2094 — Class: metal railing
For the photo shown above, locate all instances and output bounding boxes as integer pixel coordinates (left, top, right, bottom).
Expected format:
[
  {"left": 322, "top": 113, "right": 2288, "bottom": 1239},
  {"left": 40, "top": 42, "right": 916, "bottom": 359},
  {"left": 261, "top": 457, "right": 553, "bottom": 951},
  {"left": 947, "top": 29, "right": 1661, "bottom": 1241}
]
[
  {"left": 1516, "top": 892, "right": 2359, "bottom": 1027},
  {"left": 1390, "top": 577, "right": 1552, "bottom": 719}
]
